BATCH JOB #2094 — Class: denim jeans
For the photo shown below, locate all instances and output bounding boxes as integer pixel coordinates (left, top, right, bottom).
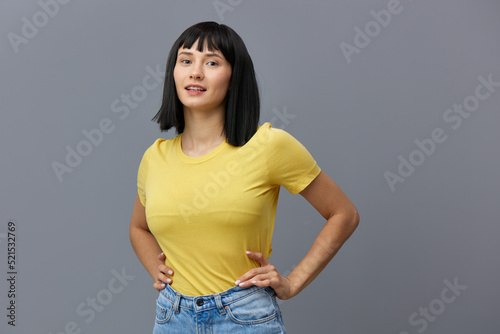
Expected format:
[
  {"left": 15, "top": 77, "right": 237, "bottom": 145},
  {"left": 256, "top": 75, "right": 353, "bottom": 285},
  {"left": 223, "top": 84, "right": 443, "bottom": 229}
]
[{"left": 153, "top": 283, "right": 287, "bottom": 333}]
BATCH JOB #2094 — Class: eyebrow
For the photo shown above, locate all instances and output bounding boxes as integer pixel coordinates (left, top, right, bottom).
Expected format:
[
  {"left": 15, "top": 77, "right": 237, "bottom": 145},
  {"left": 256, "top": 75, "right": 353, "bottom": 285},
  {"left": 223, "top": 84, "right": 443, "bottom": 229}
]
[{"left": 177, "top": 51, "right": 223, "bottom": 59}]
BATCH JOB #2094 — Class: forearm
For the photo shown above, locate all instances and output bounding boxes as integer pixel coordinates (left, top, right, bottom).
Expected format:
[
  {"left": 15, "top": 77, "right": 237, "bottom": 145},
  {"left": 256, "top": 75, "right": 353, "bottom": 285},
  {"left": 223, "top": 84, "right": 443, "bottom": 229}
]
[
  {"left": 286, "top": 212, "right": 359, "bottom": 298},
  {"left": 129, "top": 226, "right": 164, "bottom": 281}
]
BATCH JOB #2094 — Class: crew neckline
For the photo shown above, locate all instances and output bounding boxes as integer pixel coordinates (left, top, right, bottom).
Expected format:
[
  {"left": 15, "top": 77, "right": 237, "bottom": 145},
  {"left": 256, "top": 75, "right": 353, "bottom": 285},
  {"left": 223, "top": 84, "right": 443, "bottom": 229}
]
[{"left": 176, "top": 133, "right": 230, "bottom": 164}]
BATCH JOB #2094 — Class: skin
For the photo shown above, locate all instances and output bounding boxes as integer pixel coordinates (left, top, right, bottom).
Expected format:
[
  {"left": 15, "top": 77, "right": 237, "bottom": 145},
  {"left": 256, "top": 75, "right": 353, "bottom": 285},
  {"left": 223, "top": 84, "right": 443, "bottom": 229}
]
[
  {"left": 129, "top": 39, "right": 360, "bottom": 300},
  {"left": 174, "top": 42, "right": 231, "bottom": 156}
]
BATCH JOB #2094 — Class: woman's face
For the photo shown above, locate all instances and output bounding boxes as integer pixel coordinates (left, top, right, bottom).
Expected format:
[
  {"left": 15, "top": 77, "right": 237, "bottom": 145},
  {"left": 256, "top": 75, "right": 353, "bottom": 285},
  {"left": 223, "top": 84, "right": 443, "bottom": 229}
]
[{"left": 173, "top": 40, "right": 232, "bottom": 113}]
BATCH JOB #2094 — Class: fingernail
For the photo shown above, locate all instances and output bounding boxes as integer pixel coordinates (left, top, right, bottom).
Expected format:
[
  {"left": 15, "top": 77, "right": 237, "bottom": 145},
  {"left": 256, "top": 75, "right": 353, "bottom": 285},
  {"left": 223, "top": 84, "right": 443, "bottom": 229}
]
[
  {"left": 239, "top": 282, "right": 245, "bottom": 287},
  {"left": 234, "top": 280, "right": 240, "bottom": 286},
  {"left": 251, "top": 281, "right": 257, "bottom": 284},
  {"left": 167, "top": 278, "right": 172, "bottom": 283},
  {"left": 161, "top": 284, "right": 165, "bottom": 288},
  {"left": 168, "top": 270, "right": 173, "bottom": 275},
  {"left": 246, "top": 251, "right": 251, "bottom": 254}
]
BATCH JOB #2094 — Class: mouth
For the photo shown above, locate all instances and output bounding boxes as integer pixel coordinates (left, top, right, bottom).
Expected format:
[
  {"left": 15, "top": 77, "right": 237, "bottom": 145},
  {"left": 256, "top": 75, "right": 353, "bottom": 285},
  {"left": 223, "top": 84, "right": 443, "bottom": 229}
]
[{"left": 185, "top": 85, "right": 206, "bottom": 91}]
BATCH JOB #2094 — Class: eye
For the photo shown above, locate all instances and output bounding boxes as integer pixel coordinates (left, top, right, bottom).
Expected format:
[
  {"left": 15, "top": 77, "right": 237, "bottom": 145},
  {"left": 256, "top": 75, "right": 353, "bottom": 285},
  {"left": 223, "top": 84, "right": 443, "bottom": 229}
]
[
  {"left": 180, "top": 59, "right": 191, "bottom": 64},
  {"left": 207, "top": 61, "right": 218, "bottom": 66}
]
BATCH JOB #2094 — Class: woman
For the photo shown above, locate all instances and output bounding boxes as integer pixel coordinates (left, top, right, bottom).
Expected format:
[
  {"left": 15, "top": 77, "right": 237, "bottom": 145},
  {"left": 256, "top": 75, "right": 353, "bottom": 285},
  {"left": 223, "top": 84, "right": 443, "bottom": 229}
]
[{"left": 129, "top": 21, "right": 359, "bottom": 333}]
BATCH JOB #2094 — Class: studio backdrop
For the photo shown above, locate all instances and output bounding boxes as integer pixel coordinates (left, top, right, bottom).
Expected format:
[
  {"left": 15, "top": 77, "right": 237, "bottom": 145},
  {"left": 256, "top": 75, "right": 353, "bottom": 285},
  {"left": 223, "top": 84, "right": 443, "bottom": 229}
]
[{"left": 1, "top": 0, "right": 499, "bottom": 333}]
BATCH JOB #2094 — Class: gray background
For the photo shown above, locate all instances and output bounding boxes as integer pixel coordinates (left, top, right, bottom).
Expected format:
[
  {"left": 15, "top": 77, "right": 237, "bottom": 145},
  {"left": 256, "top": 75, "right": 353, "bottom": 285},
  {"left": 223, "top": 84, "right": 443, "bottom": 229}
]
[{"left": 1, "top": 0, "right": 499, "bottom": 333}]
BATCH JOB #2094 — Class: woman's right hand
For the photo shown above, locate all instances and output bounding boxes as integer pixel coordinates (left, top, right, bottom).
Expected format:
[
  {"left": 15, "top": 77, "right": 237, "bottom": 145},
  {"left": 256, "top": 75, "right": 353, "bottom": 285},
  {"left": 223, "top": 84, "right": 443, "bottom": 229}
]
[{"left": 153, "top": 252, "right": 174, "bottom": 291}]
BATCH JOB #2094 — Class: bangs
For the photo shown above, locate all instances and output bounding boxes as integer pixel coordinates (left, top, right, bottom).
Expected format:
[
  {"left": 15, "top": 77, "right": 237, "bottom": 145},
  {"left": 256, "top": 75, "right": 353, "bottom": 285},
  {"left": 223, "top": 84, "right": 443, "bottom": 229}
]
[{"left": 175, "top": 22, "right": 234, "bottom": 65}]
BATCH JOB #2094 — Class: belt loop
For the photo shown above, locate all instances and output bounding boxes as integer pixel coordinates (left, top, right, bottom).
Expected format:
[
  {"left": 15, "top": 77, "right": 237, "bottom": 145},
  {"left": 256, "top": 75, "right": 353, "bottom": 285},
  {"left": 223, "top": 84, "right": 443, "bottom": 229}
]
[
  {"left": 173, "top": 293, "right": 181, "bottom": 313},
  {"left": 214, "top": 293, "right": 226, "bottom": 316}
]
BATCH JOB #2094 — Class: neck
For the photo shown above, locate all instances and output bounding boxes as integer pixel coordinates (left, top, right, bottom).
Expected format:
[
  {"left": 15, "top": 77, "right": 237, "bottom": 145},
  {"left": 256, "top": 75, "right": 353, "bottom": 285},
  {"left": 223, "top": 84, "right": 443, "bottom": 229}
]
[{"left": 181, "top": 107, "right": 226, "bottom": 156}]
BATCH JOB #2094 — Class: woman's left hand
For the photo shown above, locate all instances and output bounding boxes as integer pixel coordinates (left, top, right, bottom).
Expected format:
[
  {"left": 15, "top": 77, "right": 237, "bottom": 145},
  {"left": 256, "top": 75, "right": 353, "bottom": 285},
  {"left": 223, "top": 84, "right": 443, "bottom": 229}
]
[{"left": 234, "top": 251, "right": 296, "bottom": 300}]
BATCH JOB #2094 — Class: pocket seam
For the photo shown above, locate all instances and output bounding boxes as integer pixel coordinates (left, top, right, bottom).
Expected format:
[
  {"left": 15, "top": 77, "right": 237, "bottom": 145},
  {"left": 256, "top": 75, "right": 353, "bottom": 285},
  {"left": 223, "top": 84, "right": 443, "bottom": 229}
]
[
  {"left": 224, "top": 290, "right": 278, "bottom": 325},
  {"left": 155, "top": 299, "right": 174, "bottom": 324},
  {"left": 225, "top": 305, "right": 278, "bottom": 325}
]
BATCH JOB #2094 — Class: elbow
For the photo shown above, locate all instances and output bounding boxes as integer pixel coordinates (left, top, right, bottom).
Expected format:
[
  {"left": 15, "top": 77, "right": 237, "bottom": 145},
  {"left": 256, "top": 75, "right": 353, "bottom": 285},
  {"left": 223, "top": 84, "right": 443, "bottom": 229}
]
[
  {"left": 352, "top": 208, "right": 360, "bottom": 229},
  {"left": 327, "top": 205, "right": 359, "bottom": 233},
  {"left": 347, "top": 206, "right": 360, "bottom": 232}
]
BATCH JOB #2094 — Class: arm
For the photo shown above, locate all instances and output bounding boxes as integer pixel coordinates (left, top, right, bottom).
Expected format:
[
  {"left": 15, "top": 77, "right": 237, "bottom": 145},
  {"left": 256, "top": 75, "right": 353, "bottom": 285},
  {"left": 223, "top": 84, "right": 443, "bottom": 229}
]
[
  {"left": 129, "top": 194, "right": 174, "bottom": 290},
  {"left": 286, "top": 170, "right": 359, "bottom": 297},
  {"left": 236, "top": 171, "right": 359, "bottom": 299}
]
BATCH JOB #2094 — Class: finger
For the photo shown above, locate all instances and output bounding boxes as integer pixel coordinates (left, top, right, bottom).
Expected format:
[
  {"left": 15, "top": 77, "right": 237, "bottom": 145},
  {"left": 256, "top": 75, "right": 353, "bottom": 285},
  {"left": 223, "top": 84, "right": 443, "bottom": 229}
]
[
  {"left": 247, "top": 272, "right": 276, "bottom": 285},
  {"left": 158, "top": 264, "right": 174, "bottom": 276},
  {"left": 235, "top": 266, "right": 273, "bottom": 286},
  {"left": 238, "top": 277, "right": 273, "bottom": 288},
  {"left": 153, "top": 280, "right": 166, "bottom": 291},
  {"left": 156, "top": 272, "right": 172, "bottom": 285},
  {"left": 250, "top": 278, "right": 272, "bottom": 287},
  {"left": 245, "top": 251, "right": 270, "bottom": 267}
]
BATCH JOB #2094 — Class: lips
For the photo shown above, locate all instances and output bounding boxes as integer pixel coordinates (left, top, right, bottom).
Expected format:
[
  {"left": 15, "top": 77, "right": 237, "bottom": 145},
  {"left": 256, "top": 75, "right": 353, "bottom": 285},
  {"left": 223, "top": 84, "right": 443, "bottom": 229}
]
[{"left": 185, "top": 84, "right": 206, "bottom": 91}]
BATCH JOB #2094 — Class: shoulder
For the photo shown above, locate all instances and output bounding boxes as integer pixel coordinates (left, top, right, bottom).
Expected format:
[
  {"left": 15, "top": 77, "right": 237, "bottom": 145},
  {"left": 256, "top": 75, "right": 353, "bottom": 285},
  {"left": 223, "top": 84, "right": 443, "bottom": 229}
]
[
  {"left": 245, "top": 122, "right": 298, "bottom": 149},
  {"left": 143, "top": 137, "right": 176, "bottom": 157}
]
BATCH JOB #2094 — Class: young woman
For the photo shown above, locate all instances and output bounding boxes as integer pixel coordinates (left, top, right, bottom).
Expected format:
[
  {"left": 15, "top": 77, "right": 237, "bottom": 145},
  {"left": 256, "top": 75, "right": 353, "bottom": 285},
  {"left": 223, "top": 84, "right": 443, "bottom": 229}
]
[{"left": 129, "top": 21, "right": 359, "bottom": 333}]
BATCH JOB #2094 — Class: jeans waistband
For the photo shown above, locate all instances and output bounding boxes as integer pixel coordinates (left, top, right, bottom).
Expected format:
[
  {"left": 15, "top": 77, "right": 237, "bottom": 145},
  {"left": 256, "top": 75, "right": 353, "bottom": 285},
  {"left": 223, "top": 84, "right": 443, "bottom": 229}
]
[{"left": 159, "top": 283, "right": 275, "bottom": 315}]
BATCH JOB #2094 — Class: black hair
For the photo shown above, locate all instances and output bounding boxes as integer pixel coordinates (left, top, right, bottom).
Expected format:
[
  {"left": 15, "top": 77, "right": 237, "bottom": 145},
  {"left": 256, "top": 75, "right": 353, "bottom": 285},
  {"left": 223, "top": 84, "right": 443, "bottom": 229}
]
[{"left": 151, "top": 21, "right": 260, "bottom": 147}]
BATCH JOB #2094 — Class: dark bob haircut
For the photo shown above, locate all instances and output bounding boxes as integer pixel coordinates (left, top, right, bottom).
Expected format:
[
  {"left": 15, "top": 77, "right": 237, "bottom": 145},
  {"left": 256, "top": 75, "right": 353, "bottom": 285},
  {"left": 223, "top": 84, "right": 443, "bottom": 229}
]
[{"left": 151, "top": 21, "right": 260, "bottom": 147}]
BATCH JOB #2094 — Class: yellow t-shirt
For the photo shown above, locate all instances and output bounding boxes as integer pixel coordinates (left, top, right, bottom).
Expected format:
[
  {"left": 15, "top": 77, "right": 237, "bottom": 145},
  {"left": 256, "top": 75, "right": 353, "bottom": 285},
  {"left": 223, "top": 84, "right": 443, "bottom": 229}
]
[{"left": 137, "top": 122, "right": 321, "bottom": 296}]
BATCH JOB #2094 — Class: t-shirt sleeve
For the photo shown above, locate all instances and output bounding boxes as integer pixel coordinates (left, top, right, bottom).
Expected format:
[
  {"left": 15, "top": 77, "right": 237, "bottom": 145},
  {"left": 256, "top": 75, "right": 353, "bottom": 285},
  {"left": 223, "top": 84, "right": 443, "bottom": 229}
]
[
  {"left": 137, "top": 147, "right": 150, "bottom": 207},
  {"left": 266, "top": 127, "right": 321, "bottom": 194}
]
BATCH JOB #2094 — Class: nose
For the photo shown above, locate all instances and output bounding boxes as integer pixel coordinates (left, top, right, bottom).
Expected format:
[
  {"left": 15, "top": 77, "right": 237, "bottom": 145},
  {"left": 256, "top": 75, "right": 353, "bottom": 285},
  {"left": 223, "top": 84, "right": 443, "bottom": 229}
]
[{"left": 189, "top": 64, "right": 204, "bottom": 80}]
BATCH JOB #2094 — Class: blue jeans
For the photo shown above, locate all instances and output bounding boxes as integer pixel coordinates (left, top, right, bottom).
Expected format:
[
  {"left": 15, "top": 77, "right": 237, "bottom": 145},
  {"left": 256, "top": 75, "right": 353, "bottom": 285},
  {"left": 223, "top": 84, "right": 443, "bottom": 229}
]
[{"left": 153, "top": 283, "right": 287, "bottom": 333}]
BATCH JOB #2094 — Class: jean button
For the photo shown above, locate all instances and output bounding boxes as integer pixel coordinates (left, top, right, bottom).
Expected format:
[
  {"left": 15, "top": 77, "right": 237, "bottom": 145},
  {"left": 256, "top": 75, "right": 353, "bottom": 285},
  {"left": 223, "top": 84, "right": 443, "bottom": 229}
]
[{"left": 196, "top": 299, "right": 204, "bottom": 306}]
